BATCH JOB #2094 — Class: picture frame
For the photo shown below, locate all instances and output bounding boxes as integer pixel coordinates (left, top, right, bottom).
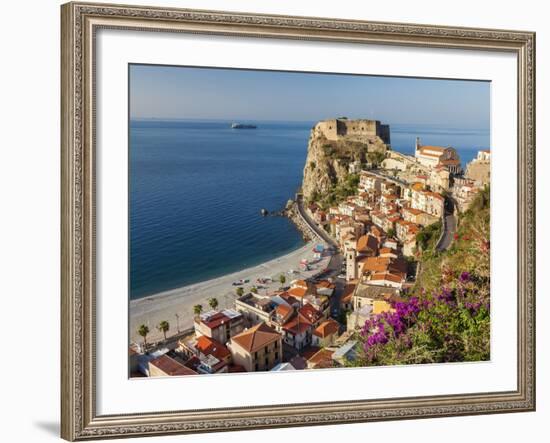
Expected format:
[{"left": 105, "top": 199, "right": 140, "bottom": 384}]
[{"left": 61, "top": 1, "right": 536, "bottom": 440}]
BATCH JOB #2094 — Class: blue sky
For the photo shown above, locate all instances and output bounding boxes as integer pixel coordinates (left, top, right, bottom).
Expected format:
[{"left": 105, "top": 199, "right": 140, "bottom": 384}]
[{"left": 129, "top": 64, "right": 490, "bottom": 129}]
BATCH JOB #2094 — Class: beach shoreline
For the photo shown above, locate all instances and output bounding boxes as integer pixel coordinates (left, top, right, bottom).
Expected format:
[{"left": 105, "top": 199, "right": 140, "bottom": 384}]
[{"left": 129, "top": 240, "right": 330, "bottom": 343}]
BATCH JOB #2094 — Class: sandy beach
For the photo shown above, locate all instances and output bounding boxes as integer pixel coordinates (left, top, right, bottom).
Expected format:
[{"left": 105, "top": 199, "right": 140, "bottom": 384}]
[{"left": 129, "top": 240, "right": 331, "bottom": 343}]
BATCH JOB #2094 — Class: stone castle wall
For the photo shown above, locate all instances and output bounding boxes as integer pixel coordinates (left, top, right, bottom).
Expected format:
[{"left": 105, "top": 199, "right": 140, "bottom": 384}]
[
  {"left": 466, "top": 160, "right": 490, "bottom": 186},
  {"left": 316, "top": 119, "right": 390, "bottom": 144}
]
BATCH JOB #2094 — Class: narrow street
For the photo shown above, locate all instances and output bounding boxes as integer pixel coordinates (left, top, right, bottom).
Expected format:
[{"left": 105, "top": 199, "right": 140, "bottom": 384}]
[{"left": 437, "top": 197, "right": 457, "bottom": 251}]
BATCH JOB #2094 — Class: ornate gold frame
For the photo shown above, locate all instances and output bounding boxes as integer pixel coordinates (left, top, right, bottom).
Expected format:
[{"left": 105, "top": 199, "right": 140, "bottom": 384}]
[{"left": 61, "top": 2, "right": 536, "bottom": 440}]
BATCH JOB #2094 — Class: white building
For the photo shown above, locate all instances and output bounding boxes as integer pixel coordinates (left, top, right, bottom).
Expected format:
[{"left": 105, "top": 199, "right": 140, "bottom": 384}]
[{"left": 414, "top": 138, "right": 462, "bottom": 174}]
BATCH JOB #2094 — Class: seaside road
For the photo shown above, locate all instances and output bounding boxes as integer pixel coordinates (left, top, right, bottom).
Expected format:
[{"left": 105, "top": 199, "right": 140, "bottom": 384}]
[
  {"left": 296, "top": 196, "right": 338, "bottom": 248},
  {"left": 296, "top": 195, "right": 344, "bottom": 315}
]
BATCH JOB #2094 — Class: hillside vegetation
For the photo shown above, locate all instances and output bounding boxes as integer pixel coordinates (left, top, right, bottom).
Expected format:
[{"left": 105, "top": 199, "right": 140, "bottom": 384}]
[{"left": 350, "top": 186, "right": 490, "bottom": 366}]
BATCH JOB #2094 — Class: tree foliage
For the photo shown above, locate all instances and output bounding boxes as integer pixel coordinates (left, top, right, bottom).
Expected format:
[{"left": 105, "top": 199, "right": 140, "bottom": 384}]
[
  {"left": 193, "top": 304, "right": 203, "bottom": 316},
  {"left": 367, "top": 151, "right": 386, "bottom": 168},
  {"left": 138, "top": 324, "right": 150, "bottom": 350},
  {"left": 157, "top": 320, "right": 170, "bottom": 341}
]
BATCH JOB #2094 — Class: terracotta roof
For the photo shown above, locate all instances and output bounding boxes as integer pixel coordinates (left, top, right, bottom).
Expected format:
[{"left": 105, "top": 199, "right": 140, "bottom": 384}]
[
  {"left": 195, "top": 335, "right": 231, "bottom": 361},
  {"left": 199, "top": 311, "right": 237, "bottom": 329},
  {"left": 340, "top": 284, "right": 356, "bottom": 304},
  {"left": 419, "top": 145, "right": 445, "bottom": 154},
  {"left": 370, "top": 272, "right": 404, "bottom": 284},
  {"left": 149, "top": 355, "right": 198, "bottom": 376},
  {"left": 288, "top": 287, "right": 307, "bottom": 298},
  {"left": 370, "top": 226, "right": 382, "bottom": 237},
  {"left": 313, "top": 319, "right": 340, "bottom": 338},
  {"left": 307, "top": 349, "right": 335, "bottom": 366},
  {"left": 359, "top": 256, "right": 391, "bottom": 273},
  {"left": 300, "top": 346, "right": 321, "bottom": 360},
  {"left": 408, "top": 225, "right": 420, "bottom": 234},
  {"left": 231, "top": 322, "right": 281, "bottom": 353},
  {"left": 316, "top": 280, "right": 335, "bottom": 289},
  {"left": 411, "top": 183, "right": 424, "bottom": 191},
  {"left": 298, "top": 304, "right": 323, "bottom": 325},
  {"left": 275, "top": 303, "right": 293, "bottom": 318},
  {"left": 282, "top": 316, "right": 311, "bottom": 334},
  {"left": 357, "top": 234, "right": 378, "bottom": 253},
  {"left": 388, "top": 257, "right": 408, "bottom": 275}
]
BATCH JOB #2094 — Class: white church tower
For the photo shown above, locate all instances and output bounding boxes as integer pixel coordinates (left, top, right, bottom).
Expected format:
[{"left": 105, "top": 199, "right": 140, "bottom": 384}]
[{"left": 346, "top": 247, "right": 358, "bottom": 281}]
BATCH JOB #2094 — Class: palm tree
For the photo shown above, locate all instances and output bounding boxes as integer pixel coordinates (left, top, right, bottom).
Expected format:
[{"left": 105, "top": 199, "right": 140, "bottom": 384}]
[
  {"left": 208, "top": 297, "right": 219, "bottom": 310},
  {"left": 235, "top": 287, "right": 244, "bottom": 297},
  {"left": 250, "top": 286, "right": 258, "bottom": 294},
  {"left": 137, "top": 324, "right": 149, "bottom": 352},
  {"left": 279, "top": 274, "right": 286, "bottom": 286},
  {"left": 193, "top": 304, "right": 203, "bottom": 317},
  {"left": 157, "top": 320, "right": 169, "bottom": 341}
]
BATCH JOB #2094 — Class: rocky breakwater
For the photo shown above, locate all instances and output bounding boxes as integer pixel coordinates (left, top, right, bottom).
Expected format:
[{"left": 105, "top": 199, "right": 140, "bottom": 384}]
[{"left": 285, "top": 199, "right": 316, "bottom": 242}]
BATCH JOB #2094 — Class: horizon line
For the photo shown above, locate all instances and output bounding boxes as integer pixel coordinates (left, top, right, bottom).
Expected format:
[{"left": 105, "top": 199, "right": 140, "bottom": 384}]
[{"left": 129, "top": 116, "right": 490, "bottom": 130}]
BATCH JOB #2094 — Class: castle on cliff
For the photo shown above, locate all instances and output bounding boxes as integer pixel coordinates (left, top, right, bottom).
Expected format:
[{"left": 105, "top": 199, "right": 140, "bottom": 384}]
[{"left": 315, "top": 118, "right": 391, "bottom": 145}]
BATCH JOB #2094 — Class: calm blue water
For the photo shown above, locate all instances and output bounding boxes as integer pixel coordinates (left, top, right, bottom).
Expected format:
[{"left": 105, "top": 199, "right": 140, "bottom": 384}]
[
  {"left": 130, "top": 119, "right": 489, "bottom": 299},
  {"left": 130, "top": 120, "right": 309, "bottom": 299}
]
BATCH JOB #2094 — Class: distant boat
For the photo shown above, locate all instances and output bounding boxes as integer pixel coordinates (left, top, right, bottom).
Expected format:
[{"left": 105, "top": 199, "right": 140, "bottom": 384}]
[{"left": 231, "top": 123, "right": 257, "bottom": 129}]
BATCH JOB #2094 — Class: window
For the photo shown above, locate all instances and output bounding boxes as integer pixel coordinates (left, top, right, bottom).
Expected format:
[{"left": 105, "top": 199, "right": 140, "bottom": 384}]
[
  {"left": 275, "top": 352, "right": 279, "bottom": 360},
  {"left": 265, "top": 358, "right": 268, "bottom": 367},
  {"left": 255, "top": 363, "right": 259, "bottom": 371}
]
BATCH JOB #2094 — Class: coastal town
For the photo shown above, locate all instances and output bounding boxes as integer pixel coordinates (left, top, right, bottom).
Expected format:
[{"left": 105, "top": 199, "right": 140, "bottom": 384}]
[{"left": 130, "top": 118, "right": 490, "bottom": 377}]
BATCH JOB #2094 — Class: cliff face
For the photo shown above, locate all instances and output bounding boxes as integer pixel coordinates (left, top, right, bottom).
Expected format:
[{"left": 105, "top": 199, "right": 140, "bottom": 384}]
[{"left": 301, "top": 121, "right": 388, "bottom": 202}]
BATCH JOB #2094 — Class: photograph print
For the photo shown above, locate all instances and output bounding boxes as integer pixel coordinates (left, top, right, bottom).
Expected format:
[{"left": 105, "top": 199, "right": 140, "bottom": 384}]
[{"left": 128, "top": 65, "right": 491, "bottom": 378}]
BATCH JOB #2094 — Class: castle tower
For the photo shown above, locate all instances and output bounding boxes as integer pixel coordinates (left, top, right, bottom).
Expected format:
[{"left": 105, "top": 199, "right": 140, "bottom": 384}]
[{"left": 415, "top": 137, "right": 421, "bottom": 152}]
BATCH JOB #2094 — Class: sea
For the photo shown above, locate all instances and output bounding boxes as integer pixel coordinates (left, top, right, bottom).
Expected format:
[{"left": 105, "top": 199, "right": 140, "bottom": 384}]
[{"left": 129, "top": 119, "right": 489, "bottom": 299}]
